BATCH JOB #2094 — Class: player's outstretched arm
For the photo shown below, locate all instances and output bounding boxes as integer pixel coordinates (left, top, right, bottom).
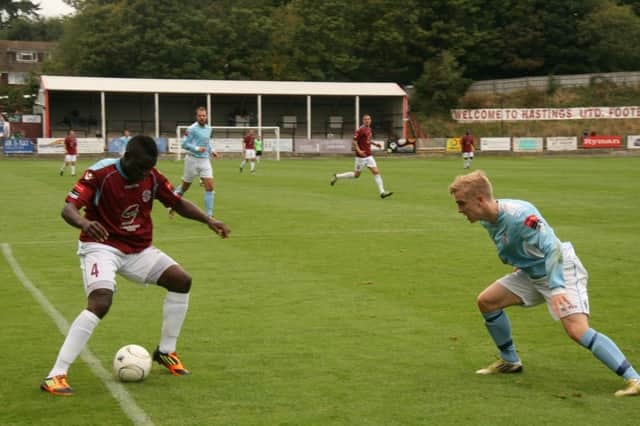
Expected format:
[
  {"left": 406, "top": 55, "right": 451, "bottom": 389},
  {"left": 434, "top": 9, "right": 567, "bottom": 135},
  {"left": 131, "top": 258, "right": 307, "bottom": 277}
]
[
  {"left": 61, "top": 202, "right": 109, "bottom": 242},
  {"left": 172, "top": 198, "right": 230, "bottom": 238}
]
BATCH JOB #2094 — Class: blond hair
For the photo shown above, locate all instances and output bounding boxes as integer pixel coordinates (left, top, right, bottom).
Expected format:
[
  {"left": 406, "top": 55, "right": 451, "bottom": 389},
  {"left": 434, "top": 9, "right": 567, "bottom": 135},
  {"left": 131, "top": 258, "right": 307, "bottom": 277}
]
[{"left": 448, "top": 170, "right": 494, "bottom": 200}]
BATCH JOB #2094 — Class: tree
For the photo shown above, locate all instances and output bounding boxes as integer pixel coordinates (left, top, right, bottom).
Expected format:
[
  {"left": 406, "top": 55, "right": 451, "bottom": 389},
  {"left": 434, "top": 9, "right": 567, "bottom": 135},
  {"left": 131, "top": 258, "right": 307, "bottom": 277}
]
[
  {"left": 0, "top": 72, "right": 39, "bottom": 113},
  {"left": 617, "top": 0, "right": 640, "bottom": 14},
  {"left": 42, "top": 0, "right": 640, "bottom": 90},
  {"left": 0, "top": 16, "right": 64, "bottom": 41},
  {"left": 0, "top": 0, "right": 39, "bottom": 29},
  {"left": 493, "top": 0, "right": 546, "bottom": 76},
  {"left": 579, "top": 1, "right": 640, "bottom": 71},
  {"left": 204, "top": 2, "right": 281, "bottom": 80},
  {"left": 267, "top": 0, "right": 362, "bottom": 81},
  {"left": 48, "top": 0, "right": 215, "bottom": 78},
  {"left": 411, "top": 51, "right": 470, "bottom": 113},
  {"left": 346, "top": 0, "right": 418, "bottom": 82},
  {"left": 539, "top": 0, "right": 603, "bottom": 74},
  {"left": 48, "top": 0, "right": 284, "bottom": 79}
]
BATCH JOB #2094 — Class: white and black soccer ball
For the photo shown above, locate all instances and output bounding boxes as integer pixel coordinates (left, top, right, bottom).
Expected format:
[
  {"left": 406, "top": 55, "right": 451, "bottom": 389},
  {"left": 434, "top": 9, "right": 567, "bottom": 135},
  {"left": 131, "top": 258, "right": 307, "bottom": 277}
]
[{"left": 113, "top": 344, "right": 152, "bottom": 382}]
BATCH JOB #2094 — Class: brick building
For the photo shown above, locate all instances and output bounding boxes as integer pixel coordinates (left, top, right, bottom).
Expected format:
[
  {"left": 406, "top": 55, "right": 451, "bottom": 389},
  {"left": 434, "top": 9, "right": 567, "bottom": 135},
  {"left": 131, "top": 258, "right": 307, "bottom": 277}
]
[{"left": 0, "top": 40, "right": 56, "bottom": 87}]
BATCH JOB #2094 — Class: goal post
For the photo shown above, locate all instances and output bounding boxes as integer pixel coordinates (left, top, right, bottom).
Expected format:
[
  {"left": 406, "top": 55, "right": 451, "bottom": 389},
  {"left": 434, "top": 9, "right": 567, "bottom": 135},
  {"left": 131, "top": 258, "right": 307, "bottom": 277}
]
[{"left": 173, "top": 125, "right": 282, "bottom": 161}]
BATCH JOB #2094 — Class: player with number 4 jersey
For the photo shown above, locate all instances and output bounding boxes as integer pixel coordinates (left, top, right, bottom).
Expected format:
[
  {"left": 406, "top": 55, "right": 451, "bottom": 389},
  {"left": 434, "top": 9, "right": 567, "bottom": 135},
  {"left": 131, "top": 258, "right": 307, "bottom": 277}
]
[
  {"left": 41, "top": 135, "right": 230, "bottom": 396},
  {"left": 67, "top": 157, "right": 178, "bottom": 253}
]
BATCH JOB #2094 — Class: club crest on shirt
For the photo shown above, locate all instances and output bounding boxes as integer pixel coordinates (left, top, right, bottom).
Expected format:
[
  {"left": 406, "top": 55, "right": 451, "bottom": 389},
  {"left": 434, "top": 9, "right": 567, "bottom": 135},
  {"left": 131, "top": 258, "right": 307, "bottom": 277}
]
[
  {"left": 142, "top": 189, "right": 152, "bottom": 203},
  {"left": 524, "top": 214, "right": 541, "bottom": 230},
  {"left": 84, "top": 171, "right": 94, "bottom": 180}
]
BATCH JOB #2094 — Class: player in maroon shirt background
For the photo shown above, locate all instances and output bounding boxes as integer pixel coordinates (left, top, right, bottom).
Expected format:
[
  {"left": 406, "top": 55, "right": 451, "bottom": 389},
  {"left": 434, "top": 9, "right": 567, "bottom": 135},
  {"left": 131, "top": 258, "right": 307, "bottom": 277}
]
[
  {"left": 330, "top": 114, "right": 393, "bottom": 199},
  {"left": 59, "top": 129, "right": 78, "bottom": 176},
  {"left": 239, "top": 129, "right": 257, "bottom": 173},
  {"left": 41, "top": 135, "right": 231, "bottom": 396},
  {"left": 461, "top": 130, "right": 475, "bottom": 169}
]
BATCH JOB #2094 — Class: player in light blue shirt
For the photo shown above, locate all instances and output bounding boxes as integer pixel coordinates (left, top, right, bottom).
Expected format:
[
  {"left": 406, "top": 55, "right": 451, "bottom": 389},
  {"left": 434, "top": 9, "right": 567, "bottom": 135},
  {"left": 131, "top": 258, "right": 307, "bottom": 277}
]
[
  {"left": 449, "top": 170, "right": 640, "bottom": 396},
  {"left": 172, "top": 107, "right": 218, "bottom": 217},
  {"left": 117, "top": 129, "right": 132, "bottom": 157}
]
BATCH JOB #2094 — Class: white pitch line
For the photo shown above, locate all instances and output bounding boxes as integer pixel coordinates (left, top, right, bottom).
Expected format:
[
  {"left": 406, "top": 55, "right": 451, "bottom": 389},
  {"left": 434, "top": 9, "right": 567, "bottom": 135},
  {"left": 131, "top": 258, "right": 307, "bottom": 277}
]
[{"left": 1, "top": 243, "right": 154, "bottom": 426}]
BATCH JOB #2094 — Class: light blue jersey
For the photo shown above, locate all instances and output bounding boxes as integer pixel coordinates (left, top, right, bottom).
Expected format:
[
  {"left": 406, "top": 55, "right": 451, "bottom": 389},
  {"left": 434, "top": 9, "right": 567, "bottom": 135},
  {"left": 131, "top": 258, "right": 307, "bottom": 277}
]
[
  {"left": 480, "top": 199, "right": 565, "bottom": 290},
  {"left": 182, "top": 122, "right": 213, "bottom": 158},
  {"left": 89, "top": 158, "right": 119, "bottom": 171},
  {"left": 118, "top": 136, "right": 132, "bottom": 156}
]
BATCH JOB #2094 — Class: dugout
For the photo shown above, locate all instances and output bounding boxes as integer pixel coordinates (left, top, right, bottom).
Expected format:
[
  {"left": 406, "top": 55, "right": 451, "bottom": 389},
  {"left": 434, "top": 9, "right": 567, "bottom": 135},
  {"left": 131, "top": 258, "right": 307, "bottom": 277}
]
[{"left": 36, "top": 76, "right": 408, "bottom": 147}]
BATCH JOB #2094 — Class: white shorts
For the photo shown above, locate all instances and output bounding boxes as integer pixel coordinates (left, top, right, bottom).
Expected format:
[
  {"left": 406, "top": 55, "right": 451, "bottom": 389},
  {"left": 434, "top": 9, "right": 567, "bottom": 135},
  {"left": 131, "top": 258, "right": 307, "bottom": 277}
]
[
  {"left": 244, "top": 149, "right": 256, "bottom": 159},
  {"left": 355, "top": 156, "right": 378, "bottom": 171},
  {"left": 463, "top": 152, "right": 474, "bottom": 159},
  {"left": 64, "top": 154, "right": 77, "bottom": 163},
  {"left": 496, "top": 242, "right": 590, "bottom": 320},
  {"left": 77, "top": 242, "right": 178, "bottom": 295},
  {"left": 182, "top": 155, "right": 213, "bottom": 183}
]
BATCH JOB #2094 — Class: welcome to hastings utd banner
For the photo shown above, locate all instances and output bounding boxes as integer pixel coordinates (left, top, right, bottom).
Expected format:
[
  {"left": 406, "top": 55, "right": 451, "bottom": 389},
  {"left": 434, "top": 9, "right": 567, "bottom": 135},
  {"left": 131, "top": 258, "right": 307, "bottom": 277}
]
[{"left": 451, "top": 106, "right": 640, "bottom": 122}]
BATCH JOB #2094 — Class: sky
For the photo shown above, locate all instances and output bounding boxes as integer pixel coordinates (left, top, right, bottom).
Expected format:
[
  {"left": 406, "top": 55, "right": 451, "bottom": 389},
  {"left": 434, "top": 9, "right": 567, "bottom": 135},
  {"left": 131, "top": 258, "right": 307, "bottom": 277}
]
[{"left": 35, "top": 0, "right": 75, "bottom": 17}]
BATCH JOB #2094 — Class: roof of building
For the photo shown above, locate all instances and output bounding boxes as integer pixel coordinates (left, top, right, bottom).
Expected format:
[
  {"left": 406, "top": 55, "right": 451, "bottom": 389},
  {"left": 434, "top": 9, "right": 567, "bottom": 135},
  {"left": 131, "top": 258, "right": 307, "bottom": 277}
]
[
  {"left": 40, "top": 75, "right": 407, "bottom": 97},
  {"left": 0, "top": 40, "right": 57, "bottom": 51}
]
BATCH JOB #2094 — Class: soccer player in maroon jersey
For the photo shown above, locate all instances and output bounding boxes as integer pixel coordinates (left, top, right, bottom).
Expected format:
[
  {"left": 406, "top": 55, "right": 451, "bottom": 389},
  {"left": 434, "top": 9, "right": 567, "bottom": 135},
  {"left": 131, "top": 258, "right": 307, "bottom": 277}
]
[
  {"left": 461, "top": 130, "right": 475, "bottom": 169},
  {"left": 41, "top": 135, "right": 230, "bottom": 396},
  {"left": 59, "top": 129, "right": 78, "bottom": 176},
  {"left": 239, "top": 129, "right": 257, "bottom": 173},
  {"left": 330, "top": 114, "right": 392, "bottom": 198}
]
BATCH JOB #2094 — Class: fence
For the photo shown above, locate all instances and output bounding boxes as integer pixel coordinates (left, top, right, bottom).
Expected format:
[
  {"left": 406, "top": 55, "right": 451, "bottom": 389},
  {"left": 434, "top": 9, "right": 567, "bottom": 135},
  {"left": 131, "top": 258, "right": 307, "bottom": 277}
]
[{"left": 466, "top": 71, "right": 640, "bottom": 95}]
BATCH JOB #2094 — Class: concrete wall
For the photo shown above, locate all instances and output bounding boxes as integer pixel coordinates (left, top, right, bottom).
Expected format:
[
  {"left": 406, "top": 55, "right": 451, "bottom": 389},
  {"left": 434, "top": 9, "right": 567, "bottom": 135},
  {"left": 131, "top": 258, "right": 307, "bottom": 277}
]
[{"left": 467, "top": 71, "right": 640, "bottom": 95}]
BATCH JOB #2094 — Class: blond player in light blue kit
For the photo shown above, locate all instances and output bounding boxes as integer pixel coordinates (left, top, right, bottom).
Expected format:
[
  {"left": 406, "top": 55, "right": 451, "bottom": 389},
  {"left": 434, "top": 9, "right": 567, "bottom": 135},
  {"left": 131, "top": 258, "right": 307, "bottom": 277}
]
[
  {"left": 449, "top": 170, "right": 640, "bottom": 397},
  {"left": 172, "top": 106, "right": 218, "bottom": 217}
]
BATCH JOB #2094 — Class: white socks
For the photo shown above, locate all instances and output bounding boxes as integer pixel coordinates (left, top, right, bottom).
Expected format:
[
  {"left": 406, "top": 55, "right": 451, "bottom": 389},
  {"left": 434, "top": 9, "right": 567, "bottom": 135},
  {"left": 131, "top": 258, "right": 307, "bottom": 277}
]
[
  {"left": 336, "top": 172, "right": 355, "bottom": 179},
  {"left": 48, "top": 309, "right": 100, "bottom": 377},
  {"left": 374, "top": 174, "right": 385, "bottom": 193},
  {"left": 46, "top": 292, "right": 190, "bottom": 377},
  {"left": 159, "top": 292, "right": 190, "bottom": 354}
]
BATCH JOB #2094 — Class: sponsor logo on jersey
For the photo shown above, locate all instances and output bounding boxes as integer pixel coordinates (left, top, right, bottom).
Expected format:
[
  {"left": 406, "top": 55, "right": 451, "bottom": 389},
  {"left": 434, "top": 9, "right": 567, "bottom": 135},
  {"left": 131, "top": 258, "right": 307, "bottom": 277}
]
[
  {"left": 142, "top": 190, "right": 152, "bottom": 203},
  {"left": 120, "top": 204, "right": 140, "bottom": 231}
]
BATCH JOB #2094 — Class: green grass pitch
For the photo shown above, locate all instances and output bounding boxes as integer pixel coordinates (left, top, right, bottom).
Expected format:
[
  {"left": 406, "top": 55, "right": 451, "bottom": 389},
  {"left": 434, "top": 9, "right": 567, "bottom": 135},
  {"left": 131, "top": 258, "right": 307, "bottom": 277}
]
[{"left": 1, "top": 154, "right": 638, "bottom": 425}]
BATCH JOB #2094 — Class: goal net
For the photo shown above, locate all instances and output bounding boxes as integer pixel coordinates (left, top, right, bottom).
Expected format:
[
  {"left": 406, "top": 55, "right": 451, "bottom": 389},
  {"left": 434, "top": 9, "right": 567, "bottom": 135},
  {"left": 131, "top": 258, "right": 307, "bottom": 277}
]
[{"left": 171, "top": 126, "right": 282, "bottom": 160}]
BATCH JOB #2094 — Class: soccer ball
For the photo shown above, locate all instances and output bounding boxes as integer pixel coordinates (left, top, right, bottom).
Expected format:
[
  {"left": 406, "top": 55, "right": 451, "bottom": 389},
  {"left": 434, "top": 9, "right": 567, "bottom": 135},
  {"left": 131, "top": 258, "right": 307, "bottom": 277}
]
[{"left": 113, "top": 344, "right": 152, "bottom": 382}]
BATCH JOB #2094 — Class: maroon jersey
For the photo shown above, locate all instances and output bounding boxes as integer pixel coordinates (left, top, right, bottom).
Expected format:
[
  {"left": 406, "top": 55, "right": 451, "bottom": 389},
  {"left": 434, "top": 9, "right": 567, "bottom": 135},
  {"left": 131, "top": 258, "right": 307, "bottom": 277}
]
[
  {"left": 461, "top": 134, "right": 475, "bottom": 153},
  {"left": 65, "top": 159, "right": 181, "bottom": 254},
  {"left": 353, "top": 125, "right": 373, "bottom": 157},
  {"left": 64, "top": 136, "right": 78, "bottom": 155},
  {"left": 243, "top": 134, "right": 255, "bottom": 149}
]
